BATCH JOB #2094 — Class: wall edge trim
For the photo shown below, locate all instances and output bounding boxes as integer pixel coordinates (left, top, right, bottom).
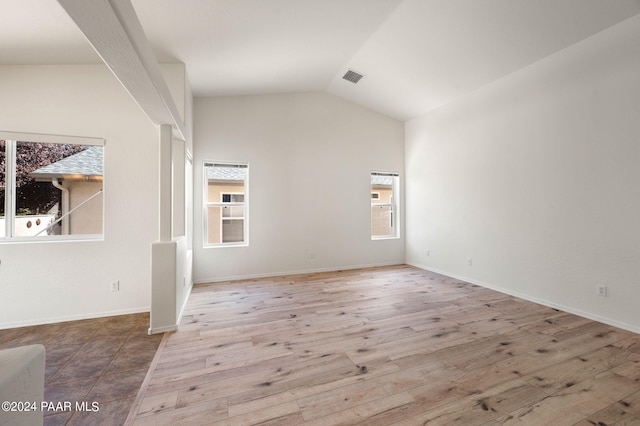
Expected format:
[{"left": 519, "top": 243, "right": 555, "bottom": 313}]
[
  {"left": 193, "top": 261, "right": 405, "bottom": 284},
  {"left": 148, "top": 324, "right": 178, "bottom": 334},
  {"left": 0, "top": 307, "right": 149, "bottom": 331}
]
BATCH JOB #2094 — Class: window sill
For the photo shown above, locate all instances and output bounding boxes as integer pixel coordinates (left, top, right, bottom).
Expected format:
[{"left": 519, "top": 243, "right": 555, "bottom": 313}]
[
  {"left": 204, "top": 242, "right": 248, "bottom": 249},
  {"left": 371, "top": 236, "right": 400, "bottom": 241},
  {"left": 0, "top": 235, "right": 104, "bottom": 244}
]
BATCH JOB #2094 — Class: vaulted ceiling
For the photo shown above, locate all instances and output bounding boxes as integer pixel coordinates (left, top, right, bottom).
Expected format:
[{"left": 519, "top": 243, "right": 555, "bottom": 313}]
[{"left": 2, "top": 0, "right": 640, "bottom": 120}]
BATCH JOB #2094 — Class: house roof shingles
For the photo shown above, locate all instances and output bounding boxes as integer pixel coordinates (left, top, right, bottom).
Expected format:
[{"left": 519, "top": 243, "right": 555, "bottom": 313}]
[
  {"left": 30, "top": 146, "right": 103, "bottom": 180},
  {"left": 371, "top": 175, "right": 393, "bottom": 186},
  {"left": 207, "top": 166, "right": 245, "bottom": 181}
]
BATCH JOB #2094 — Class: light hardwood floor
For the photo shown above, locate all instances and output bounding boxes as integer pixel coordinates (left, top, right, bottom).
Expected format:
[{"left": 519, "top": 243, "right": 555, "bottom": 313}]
[{"left": 127, "top": 265, "right": 640, "bottom": 425}]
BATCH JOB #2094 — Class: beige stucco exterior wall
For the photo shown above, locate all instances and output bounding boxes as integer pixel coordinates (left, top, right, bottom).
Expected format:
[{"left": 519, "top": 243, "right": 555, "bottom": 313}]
[
  {"left": 67, "top": 181, "right": 103, "bottom": 235},
  {"left": 371, "top": 185, "right": 393, "bottom": 237},
  {"left": 207, "top": 181, "right": 244, "bottom": 244}
]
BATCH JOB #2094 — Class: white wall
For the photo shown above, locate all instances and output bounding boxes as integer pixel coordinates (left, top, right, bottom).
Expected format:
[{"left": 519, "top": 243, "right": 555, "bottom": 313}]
[
  {"left": 0, "top": 64, "right": 159, "bottom": 328},
  {"left": 194, "top": 92, "right": 404, "bottom": 282},
  {"left": 406, "top": 15, "right": 640, "bottom": 332}
]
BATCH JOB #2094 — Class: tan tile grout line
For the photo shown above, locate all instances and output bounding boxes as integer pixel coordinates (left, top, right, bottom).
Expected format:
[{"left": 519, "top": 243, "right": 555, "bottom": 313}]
[
  {"left": 64, "top": 326, "right": 133, "bottom": 424},
  {"left": 124, "top": 330, "right": 171, "bottom": 426},
  {"left": 0, "top": 315, "right": 158, "bottom": 425},
  {"left": 43, "top": 326, "right": 102, "bottom": 419}
]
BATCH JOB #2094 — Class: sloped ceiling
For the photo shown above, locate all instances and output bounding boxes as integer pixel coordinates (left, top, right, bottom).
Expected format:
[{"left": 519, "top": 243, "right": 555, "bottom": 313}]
[
  {"left": 1, "top": 0, "right": 640, "bottom": 121},
  {"left": 324, "top": 0, "right": 640, "bottom": 119},
  {"left": 0, "top": 0, "right": 99, "bottom": 63}
]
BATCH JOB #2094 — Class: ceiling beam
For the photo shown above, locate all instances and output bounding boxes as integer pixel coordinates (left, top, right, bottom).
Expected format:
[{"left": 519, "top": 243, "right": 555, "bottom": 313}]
[{"left": 57, "top": 0, "right": 185, "bottom": 140}]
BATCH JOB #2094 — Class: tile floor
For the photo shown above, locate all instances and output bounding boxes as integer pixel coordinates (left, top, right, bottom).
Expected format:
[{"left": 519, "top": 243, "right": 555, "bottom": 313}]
[{"left": 0, "top": 313, "right": 162, "bottom": 425}]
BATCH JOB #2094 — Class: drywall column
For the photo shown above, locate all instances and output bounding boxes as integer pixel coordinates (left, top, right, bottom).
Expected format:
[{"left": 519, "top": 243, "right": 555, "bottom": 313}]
[
  {"left": 150, "top": 124, "right": 177, "bottom": 334},
  {"left": 158, "top": 124, "right": 173, "bottom": 242}
]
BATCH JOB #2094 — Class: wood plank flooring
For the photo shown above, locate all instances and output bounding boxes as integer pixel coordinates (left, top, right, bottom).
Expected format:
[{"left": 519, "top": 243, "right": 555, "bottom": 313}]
[{"left": 128, "top": 265, "right": 640, "bottom": 425}]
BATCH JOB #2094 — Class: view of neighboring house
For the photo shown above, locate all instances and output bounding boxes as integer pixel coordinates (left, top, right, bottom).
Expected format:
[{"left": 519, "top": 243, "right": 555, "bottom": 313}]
[
  {"left": 29, "top": 145, "right": 103, "bottom": 236},
  {"left": 371, "top": 174, "right": 395, "bottom": 238},
  {"left": 205, "top": 165, "right": 246, "bottom": 245}
]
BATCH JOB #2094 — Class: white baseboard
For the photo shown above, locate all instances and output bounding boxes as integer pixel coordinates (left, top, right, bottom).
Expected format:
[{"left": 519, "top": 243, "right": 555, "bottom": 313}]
[
  {"left": 148, "top": 324, "right": 178, "bottom": 335},
  {"left": 147, "top": 288, "right": 192, "bottom": 335},
  {"left": 0, "top": 307, "right": 150, "bottom": 331},
  {"left": 193, "top": 261, "right": 405, "bottom": 284},
  {"left": 408, "top": 262, "right": 640, "bottom": 335},
  {"left": 175, "top": 282, "right": 193, "bottom": 329}
]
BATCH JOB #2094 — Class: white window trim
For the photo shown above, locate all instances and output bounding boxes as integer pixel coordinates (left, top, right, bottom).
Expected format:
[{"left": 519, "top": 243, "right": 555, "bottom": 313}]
[
  {"left": 0, "top": 131, "right": 105, "bottom": 243},
  {"left": 371, "top": 171, "right": 400, "bottom": 240},
  {"left": 203, "top": 161, "right": 249, "bottom": 248}
]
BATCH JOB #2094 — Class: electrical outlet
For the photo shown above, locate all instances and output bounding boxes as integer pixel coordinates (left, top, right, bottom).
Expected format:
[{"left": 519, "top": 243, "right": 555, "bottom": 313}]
[
  {"left": 597, "top": 285, "right": 607, "bottom": 297},
  {"left": 426, "top": 250, "right": 430, "bottom": 256},
  {"left": 466, "top": 257, "right": 473, "bottom": 266},
  {"left": 111, "top": 281, "right": 120, "bottom": 292}
]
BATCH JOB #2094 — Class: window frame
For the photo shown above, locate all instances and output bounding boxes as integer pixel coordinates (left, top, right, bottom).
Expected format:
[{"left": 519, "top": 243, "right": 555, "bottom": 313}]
[
  {"left": 0, "top": 131, "right": 105, "bottom": 243},
  {"left": 203, "top": 161, "right": 249, "bottom": 248},
  {"left": 370, "top": 171, "right": 400, "bottom": 240}
]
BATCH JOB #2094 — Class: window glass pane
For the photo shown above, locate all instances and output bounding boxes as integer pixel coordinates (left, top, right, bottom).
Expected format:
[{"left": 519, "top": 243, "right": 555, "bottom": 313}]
[
  {"left": 222, "top": 205, "right": 244, "bottom": 218},
  {"left": 222, "top": 219, "right": 244, "bottom": 243},
  {"left": 207, "top": 206, "right": 221, "bottom": 244},
  {"left": 15, "top": 141, "right": 103, "bottom": 237},
  {"left": 207, "top": 206, "right": 245, "bottom": 244},
  {"left": 371, "top": 205, "right": 394, "bottom": 237},
  {"left": 371, "top": 176, "right": 393, "bottom": 204},
  {"left": 206, "top": 166, "right": 246, "bottom": 203},
  {"left": 205, "top": 163, "right": 247, "bottom": 246},
  {"left": 0, "top": 140, "right": 5, "bottom": 238},
  {"left": 221, "top": 193, "right": 245, "bottom": 203},
  {"left": 371, "top": 173, "right": 398, "bottom": 238}
]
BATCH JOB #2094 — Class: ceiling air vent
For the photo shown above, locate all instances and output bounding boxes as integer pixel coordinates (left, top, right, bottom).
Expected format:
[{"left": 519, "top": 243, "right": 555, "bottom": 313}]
[{"left": 342, "top": 69, "right": 364, "bottom": 84}]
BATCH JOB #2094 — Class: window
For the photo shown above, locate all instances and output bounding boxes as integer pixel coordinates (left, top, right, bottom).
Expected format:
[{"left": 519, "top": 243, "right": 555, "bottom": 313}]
[
  {"left": 0, "top": 132, "right": 104, "bottom": 241},
  {"left": 371, "top": 171, "right": 399, "bottom": 239},
  {"left": 204, "top": 162, "right": 248, "bottom": 246}
]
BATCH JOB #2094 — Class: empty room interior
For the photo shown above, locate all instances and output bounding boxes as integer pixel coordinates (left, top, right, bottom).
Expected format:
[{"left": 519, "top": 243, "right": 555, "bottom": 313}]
[{"left": 2, "top": 0, "right": 640, "bottom": 425}]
